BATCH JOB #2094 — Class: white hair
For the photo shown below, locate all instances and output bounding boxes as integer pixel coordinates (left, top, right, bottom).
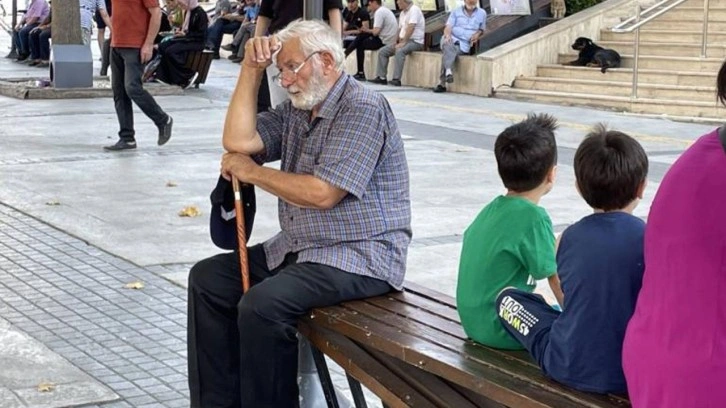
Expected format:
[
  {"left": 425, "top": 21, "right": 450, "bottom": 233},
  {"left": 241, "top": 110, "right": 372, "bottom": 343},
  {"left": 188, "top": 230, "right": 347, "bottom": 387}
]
[{"left": 274, "top": 19, "right": 345, "bottom": 72}]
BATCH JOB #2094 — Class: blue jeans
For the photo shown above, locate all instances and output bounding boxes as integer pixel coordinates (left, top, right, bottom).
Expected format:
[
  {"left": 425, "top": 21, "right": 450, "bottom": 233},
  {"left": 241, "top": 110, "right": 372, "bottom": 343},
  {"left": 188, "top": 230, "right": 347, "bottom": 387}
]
[
  {"left": 206, "top": 19, "right": 241, "bottom": 53},
  {"left": 12, "top": 23, "right": 39, "bottom": 56},
  {"left": 110, "top": 47, "right": 169, "bottom": 141}
]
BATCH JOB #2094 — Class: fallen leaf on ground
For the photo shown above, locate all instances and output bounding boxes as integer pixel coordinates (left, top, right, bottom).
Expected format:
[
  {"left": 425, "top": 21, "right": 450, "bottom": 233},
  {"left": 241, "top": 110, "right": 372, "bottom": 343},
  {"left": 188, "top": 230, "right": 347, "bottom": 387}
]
[
  {"left": 178, "top": 206, "right": 201, "bottom": 217},
  {"left": 124, "top": 281, "right": 145, "bottom": 290},
  {"left": 166, "top": 181, "right": 178, "bottom": 187},
  {"left": 37, "top": 382, "right": 56, "bottom": 392},
  {"left": 45, "top": 200, "right": 60, "bottom": 206}
]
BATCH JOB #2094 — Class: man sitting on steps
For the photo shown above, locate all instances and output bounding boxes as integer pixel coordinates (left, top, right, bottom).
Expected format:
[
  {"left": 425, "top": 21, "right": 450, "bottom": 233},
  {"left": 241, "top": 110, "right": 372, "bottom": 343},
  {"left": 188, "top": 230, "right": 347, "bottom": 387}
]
[
  {"left": 433, "top": 0, "right": 486, "bottom": 93},
  {"left": 346, "top": 0, "right": 398, "bottom": 81},
  {"left": 370, "top": 0, "right": 425, "bottom": 87}
]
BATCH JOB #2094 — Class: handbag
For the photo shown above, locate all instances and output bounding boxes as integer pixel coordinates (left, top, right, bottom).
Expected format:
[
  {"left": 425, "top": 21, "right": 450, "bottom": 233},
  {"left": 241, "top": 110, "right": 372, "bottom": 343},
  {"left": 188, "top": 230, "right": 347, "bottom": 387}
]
[{"left": 142, "top": 55, "right": 162, "bottom": 82}]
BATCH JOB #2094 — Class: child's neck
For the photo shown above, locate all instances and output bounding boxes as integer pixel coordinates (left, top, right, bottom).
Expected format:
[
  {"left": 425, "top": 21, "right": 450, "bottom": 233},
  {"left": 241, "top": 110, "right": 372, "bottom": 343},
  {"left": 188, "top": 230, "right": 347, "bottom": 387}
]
[
  {"left": 593, "top": 199, "right": 638, "bottom": 215},
  {"left": 505, "top": 188, "right": 545, "bottom": 205}
]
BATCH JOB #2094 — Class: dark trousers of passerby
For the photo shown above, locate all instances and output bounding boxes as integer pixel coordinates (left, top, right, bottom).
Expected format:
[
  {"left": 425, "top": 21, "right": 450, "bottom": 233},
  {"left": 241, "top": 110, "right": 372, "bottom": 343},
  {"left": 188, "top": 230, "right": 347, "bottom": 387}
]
[
  {"left": 206, "top": 19, "right": 241, "bottom": 54},
  {"left": 187, "top": 244, "right": 391, "bottom": 408},
  {"left": 346, "top": 33, "right": 384, "bottom": 75},
  {"left": 28, "top": 27, "right": 51, "bottom": 60},
  {"left": 12, "top": 23, "right": 39, "bottom": 57},
  {"left": 110, "top": 47, "right": 169, "bottom": 142}
]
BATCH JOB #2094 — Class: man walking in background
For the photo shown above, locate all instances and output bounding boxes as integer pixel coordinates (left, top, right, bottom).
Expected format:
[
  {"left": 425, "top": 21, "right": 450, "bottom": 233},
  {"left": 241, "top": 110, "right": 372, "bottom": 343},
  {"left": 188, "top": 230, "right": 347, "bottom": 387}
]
[{"left": 105, "top": 0, "right": 173, "bottom": 151}]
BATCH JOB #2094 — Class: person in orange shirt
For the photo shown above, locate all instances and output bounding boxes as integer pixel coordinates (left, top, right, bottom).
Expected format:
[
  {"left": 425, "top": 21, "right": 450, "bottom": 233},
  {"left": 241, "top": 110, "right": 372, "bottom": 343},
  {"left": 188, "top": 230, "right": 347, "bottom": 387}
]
[{"left": 105, "top": 0, "right": 173, "bottom": 151}]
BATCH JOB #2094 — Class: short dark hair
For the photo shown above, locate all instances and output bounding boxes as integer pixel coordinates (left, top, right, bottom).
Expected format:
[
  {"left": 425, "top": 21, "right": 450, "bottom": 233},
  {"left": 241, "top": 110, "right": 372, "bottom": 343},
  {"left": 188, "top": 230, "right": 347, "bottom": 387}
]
[
  {"left": 718, "top": 59, "right": 726, "bottom": 106},
  {"left": 494, "top": 113, "right": 558, "bottom": 192},
  {"left": 574, "top": 124, "right": 648, "bottom": 211}
]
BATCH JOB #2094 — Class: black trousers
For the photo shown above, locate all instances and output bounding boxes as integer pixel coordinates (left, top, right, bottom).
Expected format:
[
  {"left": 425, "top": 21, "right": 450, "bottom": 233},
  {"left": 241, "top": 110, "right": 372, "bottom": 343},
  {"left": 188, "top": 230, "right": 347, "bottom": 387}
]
[
  {"left": 111, "top": 47, "right": 169, "bottom": 141},
  {"left": 187, "top": 244, "right": 392, "bottom": 408},
  {"left": 346, "top": 33, "right": 384, "bottom": 74}
]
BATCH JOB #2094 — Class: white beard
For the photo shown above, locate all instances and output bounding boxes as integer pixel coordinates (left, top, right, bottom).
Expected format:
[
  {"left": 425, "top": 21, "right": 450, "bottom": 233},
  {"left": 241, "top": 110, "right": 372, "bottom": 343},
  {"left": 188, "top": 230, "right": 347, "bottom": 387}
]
[{"left": 287, "top": 68, "right": 330, "bottom": 111}]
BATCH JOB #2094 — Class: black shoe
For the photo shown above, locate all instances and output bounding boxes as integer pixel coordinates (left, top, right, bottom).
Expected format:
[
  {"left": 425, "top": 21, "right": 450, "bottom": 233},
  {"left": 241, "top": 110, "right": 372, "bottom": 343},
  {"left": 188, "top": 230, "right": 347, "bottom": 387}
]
[
  {"left": 389, "top": 79, "right": 401, "bottom": 87},
  {"left": 353, "top": 73, "right": 366, "bottom": 81},
  {"left": 433, "top": 84, "right": 446, "bottom": 93},
  {"left": 446, "top": 74, "right": 454, "bottom": 83},
  {"left": 5, "top": 51, "right": 18, "bottom": 59},
  {"left": 221, "top": 44, "right": 235, "bottom": 51},
  {"left": 158, "top": 116, "right": 173, "bottom": 146},
  {"left": 14, "top": 54, "right": 28, "bottom": 62},
  {"left": 212, "top": 53, "right": 221, "bottom": 60},
  {"left": 368, "top": 77, "right": 387, "bottom": 85},
  {"left": 104, "top": 139, "right": 137, "bottom": 151},
  {"left": 229, "top": 56, "right": 243, "bottom": 63}
]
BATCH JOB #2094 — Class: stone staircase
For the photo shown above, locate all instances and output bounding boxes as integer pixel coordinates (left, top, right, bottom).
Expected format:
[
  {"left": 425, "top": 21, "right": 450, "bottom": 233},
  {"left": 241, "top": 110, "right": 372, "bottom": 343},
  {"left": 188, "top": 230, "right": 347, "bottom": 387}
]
[{"left": 495, "top": 0, "right": 726, "bottom": 119}]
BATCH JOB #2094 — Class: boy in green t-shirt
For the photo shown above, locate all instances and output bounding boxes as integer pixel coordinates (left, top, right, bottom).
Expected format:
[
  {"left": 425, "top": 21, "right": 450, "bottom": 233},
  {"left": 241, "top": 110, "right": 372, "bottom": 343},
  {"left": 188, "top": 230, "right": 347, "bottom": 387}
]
[{"left": 456, "top": 113, "right": 564, "bottom": 349}]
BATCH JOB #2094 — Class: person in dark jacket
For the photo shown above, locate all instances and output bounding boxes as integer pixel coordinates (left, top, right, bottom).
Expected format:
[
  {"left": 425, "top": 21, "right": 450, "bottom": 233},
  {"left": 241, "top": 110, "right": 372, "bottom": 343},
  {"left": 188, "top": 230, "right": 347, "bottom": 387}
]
[{"left": 154, "top": 0, "right": 207, "bottom": 88}]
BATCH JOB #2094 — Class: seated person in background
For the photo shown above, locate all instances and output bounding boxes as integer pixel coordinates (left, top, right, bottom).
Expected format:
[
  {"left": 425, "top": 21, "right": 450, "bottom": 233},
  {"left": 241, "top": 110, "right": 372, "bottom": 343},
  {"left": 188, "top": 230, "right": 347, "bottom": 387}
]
[
  {"left": 370, "top": 0, "right": 425, "bottom": 86},
  {"left": 432, "top": 0, "right": 486, "bottom": 93},
  {"left": 165, "top": 0, "right": 185, "bottom": 29},
  {"left": 221, "top": 0, "right": 260, "bottom": 63},
  {"left": 457, "top": 113, "right": 563, "bottom": 350},
  {"left": 342, "top": 0, "right": 370, "bottom": 50},
  {"left": 154, "top": 0, "right": 208, "bottom": 88},
  {"left": 206, "top": 0, "right": 243, "bottom": 59},
  {"left": 497, "top": 127, "right": 648, "bottom": 394},
  {"left": 11, "top": 0, "right": 49, "bottom": 62},
  {"left": 27, "top": 14, "right": 51, "bottom": 67},
  {"left": 346, "top": 0, "right": 397, "bottom": 81}
]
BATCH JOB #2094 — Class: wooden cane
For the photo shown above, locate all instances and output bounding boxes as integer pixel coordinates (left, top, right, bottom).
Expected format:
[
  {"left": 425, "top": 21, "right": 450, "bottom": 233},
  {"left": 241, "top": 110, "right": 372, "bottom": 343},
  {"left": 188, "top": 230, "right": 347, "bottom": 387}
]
[{"left": 232, "top": 176, "right": 250, "bottom": 293}]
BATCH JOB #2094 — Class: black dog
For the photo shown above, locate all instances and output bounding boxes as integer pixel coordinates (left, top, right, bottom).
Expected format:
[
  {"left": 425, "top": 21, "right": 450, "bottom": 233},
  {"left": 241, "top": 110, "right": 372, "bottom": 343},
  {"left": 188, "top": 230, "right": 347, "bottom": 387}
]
[{"left": 567, "top": 37, "right": 621, "bottom": 73}]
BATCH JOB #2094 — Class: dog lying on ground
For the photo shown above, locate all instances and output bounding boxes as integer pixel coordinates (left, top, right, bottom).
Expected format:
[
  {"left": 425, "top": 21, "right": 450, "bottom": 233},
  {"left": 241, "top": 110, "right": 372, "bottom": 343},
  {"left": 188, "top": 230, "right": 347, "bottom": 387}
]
[
  {"left": 551, "top": 0, "right": 566, "bottom": 19},
  {"left": 567, "top": 37, "right": 621, "bottom": 73}
]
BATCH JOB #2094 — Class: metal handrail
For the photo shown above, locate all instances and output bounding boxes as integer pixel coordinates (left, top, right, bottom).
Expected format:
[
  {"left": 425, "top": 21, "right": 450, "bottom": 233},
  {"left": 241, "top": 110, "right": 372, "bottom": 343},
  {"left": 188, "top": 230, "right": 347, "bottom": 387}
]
[{"left": 611, "top": 0, "right": 710, "bottom": 99}]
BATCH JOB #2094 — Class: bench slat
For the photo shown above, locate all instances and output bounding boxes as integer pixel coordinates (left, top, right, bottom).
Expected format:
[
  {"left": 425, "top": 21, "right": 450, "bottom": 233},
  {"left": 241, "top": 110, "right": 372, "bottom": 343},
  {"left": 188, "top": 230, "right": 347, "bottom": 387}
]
[
  {"left": 307, "top": 306, "right": 590, "bottom": 408},
  {"left": 300, "top": 320, "right": 441, "bottom": 408},
  {"left": 342, "top": 301, "right": 629, "bottom": 408}
]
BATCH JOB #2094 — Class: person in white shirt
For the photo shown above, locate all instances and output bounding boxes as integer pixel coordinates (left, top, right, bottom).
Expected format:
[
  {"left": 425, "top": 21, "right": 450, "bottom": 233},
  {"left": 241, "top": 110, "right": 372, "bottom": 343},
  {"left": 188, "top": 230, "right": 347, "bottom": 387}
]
[
  {"left": 347, "top": 0, "right": 398, "bottom": 81},
  {"left": 370, "top": 0, "right": 425, "bottom": 86}
]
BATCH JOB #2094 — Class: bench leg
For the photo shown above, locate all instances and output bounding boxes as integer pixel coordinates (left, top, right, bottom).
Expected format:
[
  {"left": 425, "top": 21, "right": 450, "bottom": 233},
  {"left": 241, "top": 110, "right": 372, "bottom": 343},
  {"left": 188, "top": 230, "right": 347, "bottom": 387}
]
[
  {"left": 346, "top": 374, "right": 368, "bottom": 408},
  {"left": 310, "top": 344, "right": 341, "bottom": 408}
]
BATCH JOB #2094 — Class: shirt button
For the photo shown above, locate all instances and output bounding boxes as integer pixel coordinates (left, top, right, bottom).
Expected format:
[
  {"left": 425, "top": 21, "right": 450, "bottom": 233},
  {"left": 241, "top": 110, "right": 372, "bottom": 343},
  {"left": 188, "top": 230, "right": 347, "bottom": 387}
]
[
  {"left": 290, "top": 216, "right": 294, "bottom": 221},
  {"left": 294, "top": 239, "right": 299, "bottom": 245}
]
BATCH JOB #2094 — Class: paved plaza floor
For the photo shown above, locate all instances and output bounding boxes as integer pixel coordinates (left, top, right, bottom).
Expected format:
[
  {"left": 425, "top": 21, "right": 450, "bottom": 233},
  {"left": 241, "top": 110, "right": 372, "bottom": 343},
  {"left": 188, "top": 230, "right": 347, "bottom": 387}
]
[{"left": 0, "top": 26, "right": 716, "bottom": 407}]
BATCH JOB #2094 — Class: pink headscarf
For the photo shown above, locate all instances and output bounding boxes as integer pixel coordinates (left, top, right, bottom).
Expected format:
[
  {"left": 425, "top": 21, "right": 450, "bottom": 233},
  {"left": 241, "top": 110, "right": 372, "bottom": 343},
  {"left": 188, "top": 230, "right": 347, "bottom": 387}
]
[{"left": 176, "top": 0, "right": 199, "bottom": 32}]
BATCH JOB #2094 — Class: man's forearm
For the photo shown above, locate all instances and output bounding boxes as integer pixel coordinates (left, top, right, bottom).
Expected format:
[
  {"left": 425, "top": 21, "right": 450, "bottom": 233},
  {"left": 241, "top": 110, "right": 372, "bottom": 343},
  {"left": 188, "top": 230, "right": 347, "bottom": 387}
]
[
  {"left": 243, "top": 165, "right": 344, "bottom": 210},
  {"left": 328, "top": 8, "right": 342, "bottom": 36},
  {"left": 145, "top": 8, "right": 161, "bottom": 45},
  {"left": 400, "top": 25, "right": 414, "bottom": 43},
  {"left": 222, "top": 67, "right": 265, "bottom": 154},
  {"left": 255, "top": 15, "right": 270, "bottom": 36}
]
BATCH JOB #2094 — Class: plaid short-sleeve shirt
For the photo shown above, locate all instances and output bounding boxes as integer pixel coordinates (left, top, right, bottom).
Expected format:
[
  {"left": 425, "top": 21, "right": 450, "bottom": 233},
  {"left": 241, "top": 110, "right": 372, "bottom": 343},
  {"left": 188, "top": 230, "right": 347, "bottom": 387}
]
[{"left": 256, "top": 74, "right": 412, "bottom": 289}]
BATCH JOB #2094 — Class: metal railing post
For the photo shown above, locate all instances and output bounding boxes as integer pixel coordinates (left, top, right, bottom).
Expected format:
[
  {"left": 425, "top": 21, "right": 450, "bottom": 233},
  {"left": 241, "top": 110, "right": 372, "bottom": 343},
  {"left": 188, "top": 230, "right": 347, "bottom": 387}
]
[
  {"left": 701, "top": 0, "right": 711, "bottom": 57},
  {"left": 631, "top": 3, "right": 641, "bottom": 99}
]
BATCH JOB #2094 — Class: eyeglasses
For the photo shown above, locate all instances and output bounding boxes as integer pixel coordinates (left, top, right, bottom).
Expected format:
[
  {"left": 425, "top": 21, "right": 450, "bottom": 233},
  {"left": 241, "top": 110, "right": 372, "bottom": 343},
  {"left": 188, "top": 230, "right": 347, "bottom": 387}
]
[{"left": 272, "top": 51, "right": 322, "bottom": 86}]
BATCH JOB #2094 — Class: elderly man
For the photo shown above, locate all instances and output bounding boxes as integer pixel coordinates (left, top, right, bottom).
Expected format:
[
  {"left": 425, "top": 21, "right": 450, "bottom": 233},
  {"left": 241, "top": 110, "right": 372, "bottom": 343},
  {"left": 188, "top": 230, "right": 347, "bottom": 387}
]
[
  {"left": 187, "top": 19, "right": 412, "bottom": 408},
  {"left": 370, "top": 0, "right": 425, "bottom": 86},
  {"left": 11, "top": 0, "right": 49, "bottom": 62},
  {"left": 433, "top": 0, "right": 486, "bottom": 93}
]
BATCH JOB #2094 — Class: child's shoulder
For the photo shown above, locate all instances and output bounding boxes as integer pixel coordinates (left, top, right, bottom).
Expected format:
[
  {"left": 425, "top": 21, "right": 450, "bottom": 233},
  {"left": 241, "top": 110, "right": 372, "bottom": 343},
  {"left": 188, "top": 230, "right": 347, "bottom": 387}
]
[{"left": 474, "top": 196, "right": 552, "bottom": 231}]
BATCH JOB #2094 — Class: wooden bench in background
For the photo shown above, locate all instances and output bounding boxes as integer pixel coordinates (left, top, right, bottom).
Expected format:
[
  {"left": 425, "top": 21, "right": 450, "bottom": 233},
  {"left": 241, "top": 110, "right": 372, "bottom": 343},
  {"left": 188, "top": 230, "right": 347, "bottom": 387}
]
[
  {"left": 184, "top": 49, "right": 215, "bottom": 89},
  {"left": 299, "top": 282, "right": 632, "bottom": 408}
]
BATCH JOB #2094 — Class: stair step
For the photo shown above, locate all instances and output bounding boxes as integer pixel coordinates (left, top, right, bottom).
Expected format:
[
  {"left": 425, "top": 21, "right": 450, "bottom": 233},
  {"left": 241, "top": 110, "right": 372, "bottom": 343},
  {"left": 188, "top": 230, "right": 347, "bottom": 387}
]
[
  {"left": 592, "top": 40, "right": 726, "bottom": 57},
  {"left": 600, "top": 29, "right": 726, "bottom": 44},
  {"left": 653, "top": 7, "right": 726, "bottom": 20},
  {"left": 558, "top": 53, "right": 724, "bottom": 72},
  {"left": 513, "top": 76, "right": 717, "bottom": 101},
  {"left": 494, "top": 88, "right": 726, "bottom": 118},
  {"left": 645, "top": 20, "right": 726, "bottom": 30},
  {"left": 536, "top": 64, "right": 716, "bottom": 87}
]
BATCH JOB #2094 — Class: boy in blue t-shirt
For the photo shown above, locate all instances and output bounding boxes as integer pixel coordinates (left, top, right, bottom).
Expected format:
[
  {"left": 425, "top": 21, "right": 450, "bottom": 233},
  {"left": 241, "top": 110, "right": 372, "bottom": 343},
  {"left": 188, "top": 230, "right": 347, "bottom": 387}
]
[{"left": 496, "top": 125, "right": 649, "bottom": 394}]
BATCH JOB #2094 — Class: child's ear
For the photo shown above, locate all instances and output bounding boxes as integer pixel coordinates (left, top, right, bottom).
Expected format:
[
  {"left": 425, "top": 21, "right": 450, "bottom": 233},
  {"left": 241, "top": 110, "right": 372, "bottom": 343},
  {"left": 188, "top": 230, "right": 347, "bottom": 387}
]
[
  {"left": 547, "top": 165, "right": 558, "bottom": 184},
  {"left": 636, "top": 179, "right": 647, "bottom": 199}
]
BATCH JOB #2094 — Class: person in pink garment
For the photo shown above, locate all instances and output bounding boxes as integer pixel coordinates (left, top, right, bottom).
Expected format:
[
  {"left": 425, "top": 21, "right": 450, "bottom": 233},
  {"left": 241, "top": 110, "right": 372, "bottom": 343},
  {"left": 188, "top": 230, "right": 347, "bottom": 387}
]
[{"left": 621, "top": 60, "right": 726, "bottom": 407}]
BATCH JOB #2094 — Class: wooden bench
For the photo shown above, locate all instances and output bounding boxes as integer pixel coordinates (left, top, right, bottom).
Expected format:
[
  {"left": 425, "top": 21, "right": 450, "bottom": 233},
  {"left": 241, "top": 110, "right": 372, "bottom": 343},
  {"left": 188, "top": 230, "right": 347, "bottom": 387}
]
[
  {"left": 184, "top": 49, "right": 215, "bottom": 88},
  {"left": 299, "top": 281, "right": 632, "bottom": 408}
]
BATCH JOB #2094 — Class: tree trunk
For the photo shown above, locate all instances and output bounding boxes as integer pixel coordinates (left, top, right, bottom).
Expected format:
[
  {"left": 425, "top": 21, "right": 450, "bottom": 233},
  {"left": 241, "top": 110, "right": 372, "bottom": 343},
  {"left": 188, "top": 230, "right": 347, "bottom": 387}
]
[{"left": 51, "top": 0, "right": 82, "bottom": 45}]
